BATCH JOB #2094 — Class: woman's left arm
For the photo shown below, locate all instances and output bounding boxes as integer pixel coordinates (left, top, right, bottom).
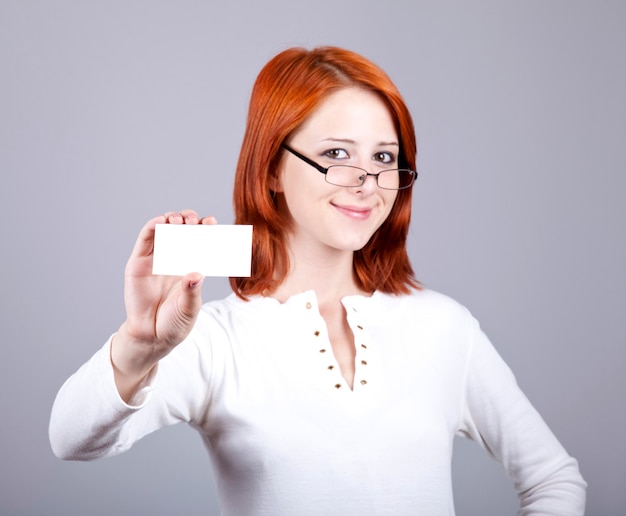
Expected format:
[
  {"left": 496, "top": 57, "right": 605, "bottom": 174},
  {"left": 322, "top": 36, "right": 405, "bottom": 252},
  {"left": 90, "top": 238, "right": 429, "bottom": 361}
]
[{"left": 458, "top": 319, "right": 587, "bottom": 515}]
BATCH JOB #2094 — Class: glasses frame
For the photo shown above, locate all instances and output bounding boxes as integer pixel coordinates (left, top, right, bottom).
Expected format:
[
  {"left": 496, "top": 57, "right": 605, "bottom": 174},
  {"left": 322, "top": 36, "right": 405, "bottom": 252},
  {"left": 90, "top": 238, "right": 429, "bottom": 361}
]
[{"left": 281, "top": 144, "right": 417, "bottom": 190}]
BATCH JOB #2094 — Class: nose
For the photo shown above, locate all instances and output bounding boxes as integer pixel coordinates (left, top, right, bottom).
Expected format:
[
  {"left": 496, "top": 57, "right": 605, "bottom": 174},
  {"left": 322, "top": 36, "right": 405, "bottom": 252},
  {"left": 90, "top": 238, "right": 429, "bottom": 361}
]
[{"left": 354, "top": 170, "right": 378, "bottom": 194}]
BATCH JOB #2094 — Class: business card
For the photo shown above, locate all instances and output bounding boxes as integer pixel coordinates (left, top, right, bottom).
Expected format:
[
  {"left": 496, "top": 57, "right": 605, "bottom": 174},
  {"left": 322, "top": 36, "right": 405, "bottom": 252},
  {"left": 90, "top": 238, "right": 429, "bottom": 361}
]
[{"left": 152, "top": 223, "right": 252, "bottom": 277}]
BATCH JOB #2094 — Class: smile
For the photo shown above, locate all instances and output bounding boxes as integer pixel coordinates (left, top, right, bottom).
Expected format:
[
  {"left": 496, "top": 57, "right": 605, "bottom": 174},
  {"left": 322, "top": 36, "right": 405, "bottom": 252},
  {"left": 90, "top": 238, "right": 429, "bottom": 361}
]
[{"left": 331, "top": 203, "right": 373, "bottom": 220}]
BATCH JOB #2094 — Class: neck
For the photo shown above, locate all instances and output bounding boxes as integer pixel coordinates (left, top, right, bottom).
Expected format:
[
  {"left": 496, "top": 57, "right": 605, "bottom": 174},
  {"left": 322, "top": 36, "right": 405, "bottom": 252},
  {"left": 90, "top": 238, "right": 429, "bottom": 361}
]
[{"left": 268, "top": 240, "right": 368, "bottom": 305}]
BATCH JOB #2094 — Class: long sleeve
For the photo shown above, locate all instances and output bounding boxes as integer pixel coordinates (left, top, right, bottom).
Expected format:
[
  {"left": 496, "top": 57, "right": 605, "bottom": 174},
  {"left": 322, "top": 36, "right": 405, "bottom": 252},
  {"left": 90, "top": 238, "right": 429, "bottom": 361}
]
[
  {"left": 49, "top": 290, "right": 587, "bottom": 515},
  {"left": 49, "top": 338, "right": 161, "bottom": 460},
  {"left": 458, "top": 319, "right": 587, "bottom": 515},
  {"left": 49, "top": 325, "right": 214, "bottom": 461}
]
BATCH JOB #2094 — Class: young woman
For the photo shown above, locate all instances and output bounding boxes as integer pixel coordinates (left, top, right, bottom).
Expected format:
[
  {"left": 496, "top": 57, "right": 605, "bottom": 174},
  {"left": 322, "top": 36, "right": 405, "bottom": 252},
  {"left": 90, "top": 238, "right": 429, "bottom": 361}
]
[{"left": 49, "top": 47, "right": 586, "bottom": 515}]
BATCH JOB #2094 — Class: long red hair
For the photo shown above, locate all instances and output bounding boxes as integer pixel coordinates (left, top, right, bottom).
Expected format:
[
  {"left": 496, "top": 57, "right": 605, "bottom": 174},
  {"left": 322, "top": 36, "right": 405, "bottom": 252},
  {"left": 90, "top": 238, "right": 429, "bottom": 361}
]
[{"left": 230, "top": 46, "right": 420, "bottom": 298}]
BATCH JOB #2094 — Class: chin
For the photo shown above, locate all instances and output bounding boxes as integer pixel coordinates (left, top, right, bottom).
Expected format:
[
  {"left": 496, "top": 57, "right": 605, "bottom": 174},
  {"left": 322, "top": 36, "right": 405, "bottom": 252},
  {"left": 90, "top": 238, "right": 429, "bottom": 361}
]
[{"left": 332, "top": 235, "right": 374, "bottom": 253}]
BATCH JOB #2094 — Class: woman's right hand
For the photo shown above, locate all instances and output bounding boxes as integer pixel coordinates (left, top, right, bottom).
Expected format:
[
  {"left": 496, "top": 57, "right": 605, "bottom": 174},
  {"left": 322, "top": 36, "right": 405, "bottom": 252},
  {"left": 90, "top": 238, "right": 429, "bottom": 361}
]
[{"left": 111, "top": 210, "right": 216, "bottom": 401}]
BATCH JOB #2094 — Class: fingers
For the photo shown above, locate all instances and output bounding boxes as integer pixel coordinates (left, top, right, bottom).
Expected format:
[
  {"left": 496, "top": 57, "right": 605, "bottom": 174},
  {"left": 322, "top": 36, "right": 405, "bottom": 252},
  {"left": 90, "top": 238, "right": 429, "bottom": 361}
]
[
  {"left": 130, "top": 211, "right": 218, "bottom": 260},
  {"left": 164, "top": 210, "right": 218, "bottom": 225},
  {"left": 163, "top": 210, "right": 193, "bottom": 224},
  {"left": 130, "top": 214, "right": 166, "bottom": 259},
  {"left": 200, "top": 215, "right": 217, "bottom": 225}
]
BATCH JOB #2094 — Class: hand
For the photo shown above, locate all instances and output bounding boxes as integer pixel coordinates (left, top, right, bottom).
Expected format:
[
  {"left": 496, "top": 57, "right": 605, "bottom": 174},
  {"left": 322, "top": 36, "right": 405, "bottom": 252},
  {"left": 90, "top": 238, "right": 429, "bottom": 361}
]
[{"left": 111, "top": 210, "right": 216, "bottom": 400}]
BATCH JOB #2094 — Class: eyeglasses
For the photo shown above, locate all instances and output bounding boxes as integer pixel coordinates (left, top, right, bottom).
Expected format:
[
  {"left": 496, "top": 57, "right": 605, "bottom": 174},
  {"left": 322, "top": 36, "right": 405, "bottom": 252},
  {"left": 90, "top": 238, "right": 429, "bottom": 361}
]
[{"left": 282, "top": 145, "right": 417, "bottom": 190}]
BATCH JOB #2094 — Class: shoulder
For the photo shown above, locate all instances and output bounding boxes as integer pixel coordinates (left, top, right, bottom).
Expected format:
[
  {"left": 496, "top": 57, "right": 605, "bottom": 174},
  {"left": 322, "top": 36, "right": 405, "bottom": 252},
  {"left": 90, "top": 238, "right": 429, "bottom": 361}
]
[
  {"left": 361, "top": 288, "right": 480, "bottom": 345},
  {"left": 199, "top": 293, "right": 265, "bottom": 318},
  {"left": 372, "top": 288, "right": 473, "bottom": 321},
  {"left": 192, "top": 293, "right": 279, "bottom": 337}
]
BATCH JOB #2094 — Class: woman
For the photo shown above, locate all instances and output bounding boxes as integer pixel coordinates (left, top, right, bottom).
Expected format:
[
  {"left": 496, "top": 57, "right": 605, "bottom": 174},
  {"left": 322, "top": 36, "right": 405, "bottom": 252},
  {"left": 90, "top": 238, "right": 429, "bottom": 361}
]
[{"left": 49, "top": 47, "right": 586, "bottom": 515}]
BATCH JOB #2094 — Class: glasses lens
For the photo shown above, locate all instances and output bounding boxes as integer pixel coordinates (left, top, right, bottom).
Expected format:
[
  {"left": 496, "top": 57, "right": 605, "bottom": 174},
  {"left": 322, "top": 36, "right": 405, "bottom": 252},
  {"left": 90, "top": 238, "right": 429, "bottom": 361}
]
[
  {"left": 325, "top": 166, "right": 363, "bottom": 188},
  {"left": 377, "top": 170, "right": 400, "bottom": 190},
  {"left": 378, "top": 169, "right": 415, "bottom": 190},
  {"left": 325, "top": 166, "right": 415, "bottom": 190}
]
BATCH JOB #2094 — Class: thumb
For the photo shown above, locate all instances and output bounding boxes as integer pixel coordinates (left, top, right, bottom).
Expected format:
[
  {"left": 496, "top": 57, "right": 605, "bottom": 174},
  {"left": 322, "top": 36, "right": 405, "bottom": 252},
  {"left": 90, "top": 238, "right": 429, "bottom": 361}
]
[{"left": 177, "top": 272, "right": 204, "bottom": 320}]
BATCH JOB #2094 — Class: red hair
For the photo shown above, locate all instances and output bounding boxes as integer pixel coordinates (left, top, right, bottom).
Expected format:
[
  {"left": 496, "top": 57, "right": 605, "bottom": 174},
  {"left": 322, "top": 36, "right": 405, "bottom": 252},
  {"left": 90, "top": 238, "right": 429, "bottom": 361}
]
[{"left": 230, "top": 46, "right": 420, "bottom": 298}]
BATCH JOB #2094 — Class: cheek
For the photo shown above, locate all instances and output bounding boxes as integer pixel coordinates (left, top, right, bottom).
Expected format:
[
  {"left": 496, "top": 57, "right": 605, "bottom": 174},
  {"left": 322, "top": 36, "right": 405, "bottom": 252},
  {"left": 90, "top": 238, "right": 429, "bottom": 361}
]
[
  {"left": 377, "top": 191, "right": 399, "bottom": 226},
  {"left": 280, "top": 167, "right": 326, "bottom": 209},
  {"left": 384, "top": 190, "right": 399, "bottom": 212},
  {"left": 277, "top": 181, "right": 315, "bottom": 223},
  {"left": 281, "top": 177, "right": 306, "bottom": 209}
]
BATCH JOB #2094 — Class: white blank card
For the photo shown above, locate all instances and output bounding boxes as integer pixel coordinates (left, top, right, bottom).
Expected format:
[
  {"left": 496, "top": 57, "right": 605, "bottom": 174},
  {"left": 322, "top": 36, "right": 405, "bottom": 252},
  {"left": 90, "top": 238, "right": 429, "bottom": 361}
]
[{"left": 152, "top": 224, "right": 253, "bottom": 277}]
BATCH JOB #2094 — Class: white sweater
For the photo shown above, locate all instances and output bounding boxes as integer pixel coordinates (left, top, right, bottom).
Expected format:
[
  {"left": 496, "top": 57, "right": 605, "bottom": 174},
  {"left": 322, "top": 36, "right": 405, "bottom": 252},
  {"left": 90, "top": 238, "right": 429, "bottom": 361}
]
[{"left": 49, "top": 289, "right": 586, "bottom": 515}]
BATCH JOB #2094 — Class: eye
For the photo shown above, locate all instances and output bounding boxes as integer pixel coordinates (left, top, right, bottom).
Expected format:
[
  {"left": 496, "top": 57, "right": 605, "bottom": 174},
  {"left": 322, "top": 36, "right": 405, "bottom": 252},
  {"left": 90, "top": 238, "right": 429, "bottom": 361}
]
[
  {"left": 323, "top": 148, "right": 349, "bottom": 160},
  {"left": 373, "top": 151, "right": 395, "bottom": 165}
]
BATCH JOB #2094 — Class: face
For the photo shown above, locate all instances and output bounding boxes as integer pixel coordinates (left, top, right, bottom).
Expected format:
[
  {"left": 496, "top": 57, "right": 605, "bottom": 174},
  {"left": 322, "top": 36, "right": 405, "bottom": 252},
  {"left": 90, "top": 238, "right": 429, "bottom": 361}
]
[{"left": 274, "top": 87, "right": 399, "bottom": 259}]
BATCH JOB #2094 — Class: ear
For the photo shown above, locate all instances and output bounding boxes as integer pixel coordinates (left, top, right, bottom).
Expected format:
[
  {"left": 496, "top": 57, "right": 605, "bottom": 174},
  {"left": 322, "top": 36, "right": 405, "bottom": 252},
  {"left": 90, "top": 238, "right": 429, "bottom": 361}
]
[{"left": 268, "top": 172, "right": 283, "bottom": 193}]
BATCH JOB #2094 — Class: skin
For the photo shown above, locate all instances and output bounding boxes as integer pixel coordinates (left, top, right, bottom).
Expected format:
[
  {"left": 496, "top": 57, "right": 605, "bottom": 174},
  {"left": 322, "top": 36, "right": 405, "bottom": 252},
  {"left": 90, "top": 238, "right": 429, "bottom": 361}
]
[
  {"left": 111, "top": 211, "right": 215, "bottom": 401},
  {"left": 111, "top": 87, "right": 399, "bottom": 398},
  {"left": 274, "top": 88, "right": 399, "bottom": 265},
  {"left": 271, "top": 87, "right": 399, "bottom": 387}
]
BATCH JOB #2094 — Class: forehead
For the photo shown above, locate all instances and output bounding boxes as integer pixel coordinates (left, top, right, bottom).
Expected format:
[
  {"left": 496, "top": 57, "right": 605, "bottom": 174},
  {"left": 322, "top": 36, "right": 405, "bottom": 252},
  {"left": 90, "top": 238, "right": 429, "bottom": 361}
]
[{"left": 293, "top": 87, "right": 398, "bottom": 143}]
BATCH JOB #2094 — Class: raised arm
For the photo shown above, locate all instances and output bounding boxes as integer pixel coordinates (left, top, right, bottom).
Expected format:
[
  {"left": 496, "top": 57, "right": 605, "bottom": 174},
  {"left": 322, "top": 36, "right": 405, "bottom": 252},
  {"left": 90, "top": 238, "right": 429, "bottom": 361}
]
[
  {"left": 111, "top": 210, "right": 215, "bottom": 401},
  {"left": 50, "top": 210, "right": 216, "bottom": 459}
]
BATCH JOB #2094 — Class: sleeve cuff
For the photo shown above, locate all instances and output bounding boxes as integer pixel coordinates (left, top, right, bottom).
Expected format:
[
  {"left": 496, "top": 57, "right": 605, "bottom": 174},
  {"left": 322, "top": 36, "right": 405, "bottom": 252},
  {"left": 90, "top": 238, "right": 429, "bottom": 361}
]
[{"left": 101, "top": 335, "right": 158, "bottom": 410}]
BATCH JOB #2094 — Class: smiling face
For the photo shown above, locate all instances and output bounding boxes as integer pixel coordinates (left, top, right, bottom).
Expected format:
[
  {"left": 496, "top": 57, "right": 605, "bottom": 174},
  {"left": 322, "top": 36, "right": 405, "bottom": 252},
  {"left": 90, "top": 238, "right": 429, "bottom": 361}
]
[{"left": 274, "top": 87, "right": 399, "bottom": 260}]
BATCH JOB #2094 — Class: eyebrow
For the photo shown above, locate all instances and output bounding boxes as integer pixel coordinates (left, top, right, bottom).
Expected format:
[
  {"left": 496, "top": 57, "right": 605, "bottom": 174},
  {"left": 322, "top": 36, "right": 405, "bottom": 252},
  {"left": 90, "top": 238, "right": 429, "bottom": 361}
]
[{"left": 321, "top": 138, "right": 399, "bottom": 147}]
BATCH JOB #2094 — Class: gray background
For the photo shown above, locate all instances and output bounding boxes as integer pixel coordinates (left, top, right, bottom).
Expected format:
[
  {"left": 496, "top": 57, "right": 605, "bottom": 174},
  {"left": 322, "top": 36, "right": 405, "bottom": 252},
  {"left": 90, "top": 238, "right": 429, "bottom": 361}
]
[{"left": 1, "top": 1, "right": 624, "bottom": 514}]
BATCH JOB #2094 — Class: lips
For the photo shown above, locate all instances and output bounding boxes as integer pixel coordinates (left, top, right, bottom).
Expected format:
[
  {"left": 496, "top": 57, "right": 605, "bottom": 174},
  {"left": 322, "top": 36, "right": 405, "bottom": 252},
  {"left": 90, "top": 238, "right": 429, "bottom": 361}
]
[{"left": 331, "top": 203, "right": 373, "bottom": 220}]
